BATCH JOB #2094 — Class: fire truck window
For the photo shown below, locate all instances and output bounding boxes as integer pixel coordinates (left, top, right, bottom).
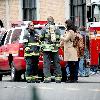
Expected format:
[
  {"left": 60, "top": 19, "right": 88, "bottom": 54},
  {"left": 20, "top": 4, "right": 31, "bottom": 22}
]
[
  {"left": 87, "top": 6, "right": 93, "bottom": 22},
  {"left": 0, "top": 34, "right": 5, "bottom": 46},
  {"left": 0, "top": 34, "right": 3, "bottom": 46},
  {"left": 11, "top": 29, "right": 22, "bottom": 43},
  {"left": 0, "top": 32, "right": 7, "bottom": 46},
  {"left": 5, "top": 30, "right": 12, "bottom": 45},
  {"left": 0, "top": 34, "right": 4, "bottom": 42}
]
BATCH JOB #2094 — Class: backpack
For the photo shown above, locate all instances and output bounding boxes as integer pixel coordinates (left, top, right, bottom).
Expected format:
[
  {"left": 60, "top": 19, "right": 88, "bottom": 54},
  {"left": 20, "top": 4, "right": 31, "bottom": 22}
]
[
  {"left": 73, "top": 34, "right": 79, "bottom": 48},
  {"left": 73, "top": 32, "right": 84, "bottom": 57}
]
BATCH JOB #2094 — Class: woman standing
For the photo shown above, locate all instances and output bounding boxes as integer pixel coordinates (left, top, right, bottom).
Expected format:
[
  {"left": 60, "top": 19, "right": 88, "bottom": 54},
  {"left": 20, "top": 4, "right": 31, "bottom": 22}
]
[{"left": 60, "top": 19, "right": 79, "bottom": 83}]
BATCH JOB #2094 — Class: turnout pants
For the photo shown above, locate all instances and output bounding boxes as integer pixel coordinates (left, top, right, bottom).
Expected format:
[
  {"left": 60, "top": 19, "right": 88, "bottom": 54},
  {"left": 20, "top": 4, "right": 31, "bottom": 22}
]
[
  {"left": 25, "top": 56, "right": 39, "bottom": 76},
  {"left": 43, "top": 51, "right": 62, "bottom": 78}
]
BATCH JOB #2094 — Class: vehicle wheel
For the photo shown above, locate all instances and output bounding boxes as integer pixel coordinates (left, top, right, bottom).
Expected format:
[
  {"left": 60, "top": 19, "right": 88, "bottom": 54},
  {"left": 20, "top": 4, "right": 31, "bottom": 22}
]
[
  {"left": 0, "top": 75, "right": 2, "bottom": 81},
  {"left": 11, "top": 62, "right": 21, "bottom": 81}
]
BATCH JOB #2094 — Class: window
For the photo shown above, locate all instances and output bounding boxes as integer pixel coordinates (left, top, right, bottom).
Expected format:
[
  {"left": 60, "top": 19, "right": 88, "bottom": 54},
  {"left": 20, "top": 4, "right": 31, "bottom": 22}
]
[
  {"left": 23, "top": 0, "right": 36, "bottom": 21},
  {"left": 70, "top": 0, "right": 86, "bottom": 27},
  {"left": 11, "top": 29, "right": 22, "bottom": 43}
]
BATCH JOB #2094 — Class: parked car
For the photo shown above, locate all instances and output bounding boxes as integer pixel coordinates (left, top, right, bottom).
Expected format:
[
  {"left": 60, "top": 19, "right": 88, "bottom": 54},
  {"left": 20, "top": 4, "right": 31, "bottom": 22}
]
[{"left": 0, "top": 22, "right": 66, "bottom": 81}]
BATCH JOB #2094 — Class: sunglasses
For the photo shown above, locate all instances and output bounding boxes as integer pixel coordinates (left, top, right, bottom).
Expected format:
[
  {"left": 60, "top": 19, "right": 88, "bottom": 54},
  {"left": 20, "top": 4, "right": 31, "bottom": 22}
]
[{"left": 30, "top": 24, "right": 34, "bottom": 26}]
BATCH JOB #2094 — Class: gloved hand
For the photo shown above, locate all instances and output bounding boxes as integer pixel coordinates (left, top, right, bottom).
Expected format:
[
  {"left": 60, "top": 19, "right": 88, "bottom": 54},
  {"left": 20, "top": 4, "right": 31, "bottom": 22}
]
[
  {"left": 34, "top": 34, "right": 39, "bottom": 41},
  {"left": 25, "top": 47, "right": 30, "bottom": 51},
  {"left": 23, "top": 39, "right": 28, "bottom": 43}
]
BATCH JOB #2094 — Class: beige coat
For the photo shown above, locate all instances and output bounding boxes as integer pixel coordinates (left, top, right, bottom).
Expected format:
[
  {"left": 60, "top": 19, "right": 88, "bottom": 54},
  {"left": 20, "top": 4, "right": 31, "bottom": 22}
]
[{"left": 60, "top": 30, "right": 78, "bottom": 61}]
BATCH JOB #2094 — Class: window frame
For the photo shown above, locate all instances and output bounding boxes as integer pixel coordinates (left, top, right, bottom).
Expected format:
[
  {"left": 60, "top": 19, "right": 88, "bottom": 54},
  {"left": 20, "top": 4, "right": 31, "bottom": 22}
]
[
  {"left": 70, "top": 0, "right": 86, "bottom": 27},
  {"left": 22, "top": 0, "right": 37, "bottom": 21}
]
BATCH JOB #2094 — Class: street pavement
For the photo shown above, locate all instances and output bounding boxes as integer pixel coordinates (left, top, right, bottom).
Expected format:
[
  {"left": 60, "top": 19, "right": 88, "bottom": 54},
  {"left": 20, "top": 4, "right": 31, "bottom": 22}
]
[{"left": 0, "top": 73, "right": 100, "bottom": 100}]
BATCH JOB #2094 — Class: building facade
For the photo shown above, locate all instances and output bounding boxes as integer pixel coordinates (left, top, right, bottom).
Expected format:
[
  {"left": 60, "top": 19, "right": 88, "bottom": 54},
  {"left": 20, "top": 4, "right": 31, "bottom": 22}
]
[
  {"left": 0, "top": 0, "right": 70, "bottom": 29},
  {"left": 0, "top": 0, "right": 93, "bottom": 29},
  {"left": 0, "top": 0, "right": 22, "bottom": 29}
]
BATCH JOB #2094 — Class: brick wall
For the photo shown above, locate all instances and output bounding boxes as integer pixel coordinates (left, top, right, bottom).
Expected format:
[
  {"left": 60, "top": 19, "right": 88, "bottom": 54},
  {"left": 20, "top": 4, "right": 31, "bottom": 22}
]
[
  {"left": 0, "top": 0, "right": 20, "bottom": 28},
  {"left": 0, "top": 0, "right": 67, "bottom": 28},
  {"left": 9, "top": 0, "right": 20, "bottom": 22},
  {"left": 39, "top": 0, "right": 65, "bottom": 24},
  {"left": 0, "top": 0, "right": 6, "bottom": 28}
]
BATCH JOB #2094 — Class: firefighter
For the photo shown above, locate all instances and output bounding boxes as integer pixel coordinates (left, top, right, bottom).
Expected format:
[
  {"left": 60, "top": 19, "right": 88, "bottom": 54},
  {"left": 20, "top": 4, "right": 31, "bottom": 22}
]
[
  {"left": 23, "top": 22, "right": 40, "bottom": 83},
  {"left": 40, "top": 16, "right": 62, "bottom": 83}
]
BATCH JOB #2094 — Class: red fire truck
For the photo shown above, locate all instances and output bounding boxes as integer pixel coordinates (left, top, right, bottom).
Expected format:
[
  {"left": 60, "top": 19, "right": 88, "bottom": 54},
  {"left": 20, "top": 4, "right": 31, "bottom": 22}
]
[{"left": 87, "top": 1, "right": 100, "bottom": 68}]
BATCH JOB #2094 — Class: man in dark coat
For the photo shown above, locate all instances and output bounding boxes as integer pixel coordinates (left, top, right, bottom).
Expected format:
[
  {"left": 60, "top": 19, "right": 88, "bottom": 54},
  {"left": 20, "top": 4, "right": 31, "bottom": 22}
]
[{"left": 23, "top": 22, "right": 40, "bottom": 83}]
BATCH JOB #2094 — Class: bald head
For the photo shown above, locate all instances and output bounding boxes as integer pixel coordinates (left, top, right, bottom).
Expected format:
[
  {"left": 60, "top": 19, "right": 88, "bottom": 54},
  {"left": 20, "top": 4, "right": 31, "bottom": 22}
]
[
  {"left": 47, "top": 16, "right": 54, "bottom": 25},
  {"left": 28, "top": 22, "right": 34, "bottom": 31}
]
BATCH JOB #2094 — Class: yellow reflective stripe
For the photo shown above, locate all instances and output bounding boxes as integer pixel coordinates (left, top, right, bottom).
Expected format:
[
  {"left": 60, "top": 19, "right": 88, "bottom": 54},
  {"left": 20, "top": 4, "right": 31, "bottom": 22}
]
[
  {"left": 25, "top": 47, "right": 30, "bottom": 51},
  {"left": 44, "top": 43, "right": 60, "bottom": 47},
  {"left": 24, "top": 52, "right": 39, "bottom": 56},
  {"left": 24, "top": 54, "right": 32, "bottom": 56},
  {"left": 43, "top": 49, "right": 58, "bottom": 52},
  {"left": 52, "top": 50, "right": 58, "bottom": 52},
  {"left": 45, "top": 34, "right": 48, "bottom": 37},
  {"left": 56, "top": 35, "right": 60, "bottom": 38},
  {"left": 43, "top": 49, "right": 52, "bottom": 51},
  {"left": 28, "top": 43, "right": 39, "bottom": 45},
  {"left": 40, "top": 34, "right": 44, "bottom": 37},
  {"left": 26, "top": 77, "right": 32, "bottom": 80},
  {"left": 30, "top": 52, "right": 39, "bottom": 55},
  {"left": 32, "top": 76, "right": 42, "bottom": 79},
  {"left": 55, "top": 43, "right": 60, "bottom": 47}
]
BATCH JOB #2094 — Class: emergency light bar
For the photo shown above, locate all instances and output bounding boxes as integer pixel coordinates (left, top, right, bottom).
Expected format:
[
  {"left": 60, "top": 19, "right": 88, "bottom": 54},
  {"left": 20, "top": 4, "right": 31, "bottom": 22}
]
[
  {"left": 32, "top": 20, "right": 47, "bottom": 25},
  {"left": 11, "top": 21, "right": 25, "bottom": 27}
]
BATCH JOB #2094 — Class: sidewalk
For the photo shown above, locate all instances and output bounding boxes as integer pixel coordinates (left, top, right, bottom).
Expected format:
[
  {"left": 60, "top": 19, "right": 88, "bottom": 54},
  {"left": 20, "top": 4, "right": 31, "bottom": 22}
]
[{"left": 78, "top": 72, "right": 100, "bottom": 83}]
